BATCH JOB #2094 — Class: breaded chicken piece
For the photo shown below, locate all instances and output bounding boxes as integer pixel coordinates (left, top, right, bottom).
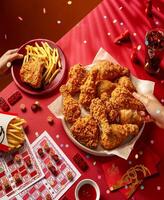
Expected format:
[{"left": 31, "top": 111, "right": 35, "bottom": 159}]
[
  {"left": 90, "top": 98, "right": 139, "bottom": 150},
  {"left": 119, "top": 109, "right": 143, "bottom": 127},
  {"left": 110, "top": 86, "right": 145, "bottom": 111},
  {"left": 97, "top": 80, "right": 117, "bottom": 101},
  {"left": 20, "top": 58, "right": 45, "bottom": 88},
  {"left": 91, "top": 60, "right": 129, "bottom": 81},
  {"left": 118, "top": 76, "right": 136, "bottom": 92},
  {"left": 60, "top": 85, "right": 81, "bottom": 124},
  {"left": 79, "top": 70, "right": 98, "bottom": 108},
  {"left": 70, "top": 115, "right": 99, "bottom": 149},
  {"left": 100, "top": 124, "right": 139, "bottom": 150},
  {"left": 67, "top": 64, "right": 87, "bottom": 94}
]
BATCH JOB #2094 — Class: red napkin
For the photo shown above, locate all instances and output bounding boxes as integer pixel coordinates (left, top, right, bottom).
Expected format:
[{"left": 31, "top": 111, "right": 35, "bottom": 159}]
[{"left": 102, "top": 142, "right": 160, "bottom": 199}]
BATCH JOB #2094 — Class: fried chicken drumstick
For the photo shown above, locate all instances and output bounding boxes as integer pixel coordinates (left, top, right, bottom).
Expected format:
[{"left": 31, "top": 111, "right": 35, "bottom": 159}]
[
  {"left": 90, "top": 98, "right": 139, "bottom": 150},
  {"left": 59, "top": 85, "right": 81, "bottom": 124}
]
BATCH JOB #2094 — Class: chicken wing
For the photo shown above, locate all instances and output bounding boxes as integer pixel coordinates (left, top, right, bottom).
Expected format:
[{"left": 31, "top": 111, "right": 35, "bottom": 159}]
[
  {"left": 70, "top": 115, "right": 100, "bottom": 149},
  {"left": 91, "top": 60, "right": 129, "bottom": 81},
  {"left": 100, "top": 124, "right": 139, "bottom": 150},
  {"left": 97, "top": 80, "right": 117, "bottom": 101},
  {"left": 110, "top": 86, "right": 145, "bottom": 111},
  {"left": 90, "top": 98, "right": 139, "bottom": 150},
  {"left": 79, "top": 69, "right": 98, "bottom": 108},
  {"left": 119, "top": 109, "right": 143, "bottom": 127},
  {"left": 118, "top": 76, "right": 136, "bottom": 92},
  {"left": 67, "top": 64, "right": 87, "bottom": 94},
  {"left": 59, "top": 85, "right": 81, "bottom": 124}
]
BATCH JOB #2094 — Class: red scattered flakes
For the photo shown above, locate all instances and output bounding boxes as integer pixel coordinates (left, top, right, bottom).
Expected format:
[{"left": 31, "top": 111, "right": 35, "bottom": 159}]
[
  {"left": 145, "top": 0, "right": 153, "bottom": 18},
  {"left": 114, "top": 30, "right": 131, "bottom": 45},
  {"left": 8, "top": 91, "right": 22, "bottom": 106},
  {"left": 0, "top": 97, "right": 10, "bottom": 111},
  {"left": 73, "top": 153, "right": 89, "bottom": 172},
  {"left": 131, "top": 48, "right": 141, "bottom": 65}
]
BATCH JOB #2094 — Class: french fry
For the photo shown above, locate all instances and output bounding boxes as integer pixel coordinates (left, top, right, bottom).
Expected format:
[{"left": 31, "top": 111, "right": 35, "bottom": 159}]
[{"left": 22, "top": 41, "right": 61, "bottom": 86}]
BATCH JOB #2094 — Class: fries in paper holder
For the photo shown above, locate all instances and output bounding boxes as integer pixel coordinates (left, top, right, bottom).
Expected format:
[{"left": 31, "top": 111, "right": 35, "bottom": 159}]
[{"left": 0, "top": 113, "right": 26, "bottom": 152}]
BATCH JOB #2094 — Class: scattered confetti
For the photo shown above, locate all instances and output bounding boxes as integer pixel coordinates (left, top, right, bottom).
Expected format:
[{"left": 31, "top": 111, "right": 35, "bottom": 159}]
[
  {"left": 97, "top": 175, "right": 101, "bottom": 179},
  {"left": 65, "top": 144, "right": 69, "bottom": 148},
  {"left": 67, "top": 1, "right": 72, "bottom": 5},
  {"left": 56, "top": 134, "right": 60, "bottom": 139},
  {"left": 140, "top": 185, "right": 145, "bottom": 190},
  {"left": 139, "top": 151, "right": 143, "bottom": 155},
  {"left": 113, "top": 19, "right": 117, "bottom": 24},
  {"left": 4, "top": 34, "right": 7, "bottom": 40},
  {"left": 161, "top": 99, "right": 164, "bottom": 103},
  {"left": 157, "top": 7, "right": 160, "bottom": 12},
  {"left": 83, "top": 40, "right": 87, "bottom": 44},
  {"left": 161, "top": 80, "right": 164, "bottom": 84},
  {"left": 60, "top": 144, "right": 64, "bottom": 148},
  {"left": 135, "top": 154, "right": 139, "bottom": 159},
  {"left": 43, "top": 7, "right": 46, "bottom": 14},
  {"left": 156, "top": 109, "right": 161, "bottom": 114},
  {"left": 157, "top": 186, "right": 161, "bottom": 191},
  {"left": 133, "top": 32, "right": 137, "bottom": 36},
  {"left": 125, "top": 185, "right": 128, "bottom": 189},
  {"left": 104, "top": 15, "right": 108, "bottom": 19},
  {"left": 119, "top": 6, "right": 123, "bottom": 10},
  {"left": 150, "top": 140, "right": 154, "bottom": 144},
  {"left": 137, "top": 45, "right": 142, "bottom": 51},
  {"left": 155, "top": 21, "right": 159, "bottom": 25},
  {"left": 128, "top": 160, "right": 132, "bottom": 165},
  {"left": 107, "top": 32, "right": 111, "bottom": 36},
  {"left": 93, "top": 161, "right": 96, "bottom": 166},
  {"left": 120, "top": 22, "right": 124, "bottom": 26},
  {"left": 18, "top": 16, "right": 23, "bottom": 21},
  {"left": 57, "top": 20, "right": 61, "bottom": 24},
  {"left": 35, "top": 132, "right": 39, "bottom": 137},
  {"left": 106, "top": 189, "right": 110, "bottom": 194}
]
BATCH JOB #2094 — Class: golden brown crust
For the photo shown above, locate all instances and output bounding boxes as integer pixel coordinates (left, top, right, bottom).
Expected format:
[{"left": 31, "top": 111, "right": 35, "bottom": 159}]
[
  {"left": 60, "top": 85, "right": 81, "bottom": 124},
  {"left": 20, "top": 58, "right": 45, "bottom": 88},
  {"left": 70, "top": 115, "right": 99, "bottom": 149},
  {"left": 118, "top": 76, "right": 136, "bottom": 92}
]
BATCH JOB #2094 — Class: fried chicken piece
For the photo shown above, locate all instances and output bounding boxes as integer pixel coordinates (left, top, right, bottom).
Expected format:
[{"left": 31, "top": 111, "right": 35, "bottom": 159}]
[
  {"left": 91, "top": 60, "right": 129, "bottom": 81},
  {"left": 90, "top": 98, "right": 139, "bottom": 150},
  {"left": 20, "top": 58, "right": 45, "bottom": 88},
  {"left": 79, "top": 70, "right": 98, "bottom": 108},
  {"left": 100, "top": 124, "right": 139, "bottom": 150},
  {"left": 70, "top": 115, "right": 99, "bottom": 149},
  {"left": 97, "top": 80, "right": 117, "bottom": 101},
  {"left": 110, "top": 86, "right": 145, "bottom": 111},
  {"left": 67, "top": 64, "right": 87, "bottom": 94},
  {"left": 119, "top": 109, "right": 143, "bottom": 127},
  {"left": 118, "top": 76, "right": 136, "bottom": 92},
  {"left": 59, "top": 85, "right": 81, "bottom": 124}
]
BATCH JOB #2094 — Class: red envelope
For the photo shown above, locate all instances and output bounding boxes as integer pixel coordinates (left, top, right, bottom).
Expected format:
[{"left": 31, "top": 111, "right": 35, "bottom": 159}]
[{"left": 102, "top": 142, "right": 160, "bottom": 193}]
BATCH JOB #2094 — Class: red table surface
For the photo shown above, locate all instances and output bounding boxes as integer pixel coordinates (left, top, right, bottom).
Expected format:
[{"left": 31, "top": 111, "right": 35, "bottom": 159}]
[{"left": 1, "top": 0, "right": 164, "bottom": 200}]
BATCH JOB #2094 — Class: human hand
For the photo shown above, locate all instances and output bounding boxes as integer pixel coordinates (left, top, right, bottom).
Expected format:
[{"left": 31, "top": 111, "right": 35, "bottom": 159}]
[
  {"left": 0, "top": 49, "right": 23, "bottom": 75},
  {"left": 133, "top": 92, "right": 164, "bottom": 129}
]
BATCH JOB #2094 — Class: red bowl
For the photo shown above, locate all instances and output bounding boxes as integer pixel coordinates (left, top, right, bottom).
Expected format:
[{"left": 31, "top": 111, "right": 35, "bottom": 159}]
[{"left": 11, "top": 39, "right": 66, "bottom": 95}]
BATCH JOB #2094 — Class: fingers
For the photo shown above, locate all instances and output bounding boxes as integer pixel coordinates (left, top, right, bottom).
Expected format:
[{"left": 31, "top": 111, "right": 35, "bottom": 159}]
[
  {"left": 6, "top": 49, "right": 18, "bottom": 55},
  {"left": 133, "top": 92, "right": 149, "bottom": 106},
  {"left": 8, "top": 53, "right": 23, "bottom": 62}
]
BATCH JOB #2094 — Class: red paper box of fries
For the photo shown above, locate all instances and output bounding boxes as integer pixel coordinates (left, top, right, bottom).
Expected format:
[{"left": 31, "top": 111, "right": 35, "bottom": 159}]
[{"left": 0, "top": 112, "right": 26, "bottom": 152}]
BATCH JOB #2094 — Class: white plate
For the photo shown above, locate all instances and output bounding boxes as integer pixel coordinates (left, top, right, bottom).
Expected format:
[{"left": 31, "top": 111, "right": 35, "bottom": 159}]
[{"left": 61, "top": 118, "right": 145, "bottom": 157}]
